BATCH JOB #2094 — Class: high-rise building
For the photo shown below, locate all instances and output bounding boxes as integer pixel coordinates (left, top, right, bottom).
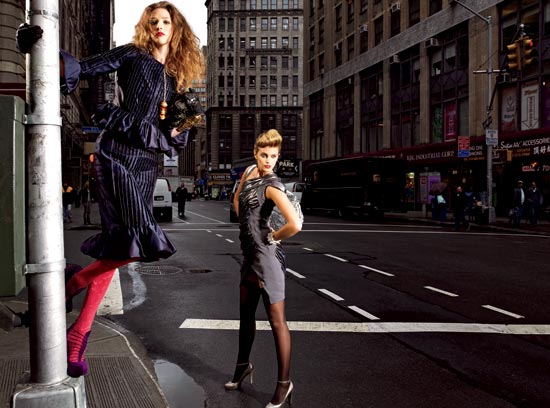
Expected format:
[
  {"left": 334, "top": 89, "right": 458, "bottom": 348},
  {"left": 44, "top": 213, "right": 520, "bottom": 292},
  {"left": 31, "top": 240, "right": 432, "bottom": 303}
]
[
  {"left": 303, "top": 0, "right": 550, "bottom": 216},
  {"left": 205, "top": 0, "right": 304, "bottom": 195}
]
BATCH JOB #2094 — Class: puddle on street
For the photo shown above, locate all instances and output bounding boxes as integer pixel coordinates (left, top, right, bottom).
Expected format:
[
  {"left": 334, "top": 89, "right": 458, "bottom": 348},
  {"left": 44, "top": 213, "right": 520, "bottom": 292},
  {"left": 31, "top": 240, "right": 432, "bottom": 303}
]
[{"left": 154, "top": 359, "right": 205, "bottom": 408}]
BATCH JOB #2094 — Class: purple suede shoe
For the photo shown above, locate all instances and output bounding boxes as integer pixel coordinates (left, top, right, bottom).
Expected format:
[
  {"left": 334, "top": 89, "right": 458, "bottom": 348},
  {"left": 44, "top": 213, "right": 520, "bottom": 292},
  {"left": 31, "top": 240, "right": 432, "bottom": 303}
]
[{"left": 67, "top": 324, "right": 91, "bottom": 378}]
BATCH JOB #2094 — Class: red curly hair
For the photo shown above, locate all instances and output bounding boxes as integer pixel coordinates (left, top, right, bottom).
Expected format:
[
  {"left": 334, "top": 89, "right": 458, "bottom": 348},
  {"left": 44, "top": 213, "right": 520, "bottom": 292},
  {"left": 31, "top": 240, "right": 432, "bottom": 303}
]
[{"left": 133, "top": 1, "right": 204, "bottom": 92}]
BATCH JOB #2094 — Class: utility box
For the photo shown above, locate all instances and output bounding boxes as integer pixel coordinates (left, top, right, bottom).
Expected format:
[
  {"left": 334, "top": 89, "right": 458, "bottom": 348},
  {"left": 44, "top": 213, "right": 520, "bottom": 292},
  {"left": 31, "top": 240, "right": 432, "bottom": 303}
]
[{"left": 0, "top": 95, "right": 26, "bottom": 296}]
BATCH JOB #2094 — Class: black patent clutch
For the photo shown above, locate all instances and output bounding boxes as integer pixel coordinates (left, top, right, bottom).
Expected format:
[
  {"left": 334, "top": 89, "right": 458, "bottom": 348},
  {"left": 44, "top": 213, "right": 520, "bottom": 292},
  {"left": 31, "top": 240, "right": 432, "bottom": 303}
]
[{"left": 167, "top": 90, "right": 203, "bottom": 132}]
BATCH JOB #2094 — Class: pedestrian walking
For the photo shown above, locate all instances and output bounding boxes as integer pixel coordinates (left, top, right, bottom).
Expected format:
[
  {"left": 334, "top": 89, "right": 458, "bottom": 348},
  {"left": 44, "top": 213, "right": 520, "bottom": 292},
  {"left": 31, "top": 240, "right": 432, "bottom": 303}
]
[
  {"left": 225, "top": 129, "right": 302, "bottom": 408},
  {"left": 526, "top": 181, "right": 543, "bottom": 225},
  {"left": 452, "top": 185, "right": 470, "bottom": 231},
  {"left": 176, "top": 182, "right": 188, "bottom": 217},
  {"left": 62, "top": 182, "right": 74, "bottom": 223},
  {"left": 511, "top": 180, "right": 525, "bottom": 227},
  {"left": 79, "top": 181, "right": 94, "bottom": 225},
  {"left": 18, "top": 1, "right": 203, "bottom": 378}
]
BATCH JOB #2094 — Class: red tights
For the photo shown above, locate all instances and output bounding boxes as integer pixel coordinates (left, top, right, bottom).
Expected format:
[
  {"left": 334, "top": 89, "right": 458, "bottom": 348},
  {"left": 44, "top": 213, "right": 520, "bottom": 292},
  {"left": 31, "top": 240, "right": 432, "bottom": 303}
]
[{"left": 66, "top": 259, "right": 133, "bottom": 362}]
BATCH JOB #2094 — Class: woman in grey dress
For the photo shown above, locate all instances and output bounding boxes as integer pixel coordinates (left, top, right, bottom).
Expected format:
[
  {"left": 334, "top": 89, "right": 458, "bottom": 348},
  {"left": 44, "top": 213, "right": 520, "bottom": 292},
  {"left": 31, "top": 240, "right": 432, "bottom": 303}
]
[
  {"left": 17, "top": 1, "right": 203, "bottom": 378},
  {"left": 225, "top": 130, "right": 302, "bottom": 408}
]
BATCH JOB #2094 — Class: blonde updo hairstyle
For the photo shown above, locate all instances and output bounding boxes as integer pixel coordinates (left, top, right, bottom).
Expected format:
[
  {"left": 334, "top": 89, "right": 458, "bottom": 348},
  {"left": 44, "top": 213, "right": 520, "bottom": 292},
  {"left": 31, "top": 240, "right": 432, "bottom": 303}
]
[
  {"left": 254, "top": 129, "right": 283, "bottom": 154},
  {"left": 133, "top": 1, "right": 204, "bottom": 92}
]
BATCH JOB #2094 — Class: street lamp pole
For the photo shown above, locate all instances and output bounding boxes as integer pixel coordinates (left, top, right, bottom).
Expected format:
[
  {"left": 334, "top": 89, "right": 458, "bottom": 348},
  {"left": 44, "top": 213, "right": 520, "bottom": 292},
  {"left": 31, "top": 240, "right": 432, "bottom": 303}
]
[{"left": 452, "top": 1, "right": 496, "bottom": 223}]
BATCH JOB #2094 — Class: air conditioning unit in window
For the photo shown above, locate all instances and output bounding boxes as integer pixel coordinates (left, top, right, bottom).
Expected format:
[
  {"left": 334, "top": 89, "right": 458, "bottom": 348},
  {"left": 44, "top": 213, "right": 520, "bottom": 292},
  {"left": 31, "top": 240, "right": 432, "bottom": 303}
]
[
  {"left": 359, "top": 24, "right": 368, "bottom": 33},
  {"left": 389, "top": 55, "right": 400, "bottom": 64},
  {"left": 390, "top": 2, "right": 400, "bottom": 12},
  {"left": 425, "top": 37, "right": 440, "bottom": 48},
  {"left": 334, "top": 42, "right": 341, "bottom": 51}
]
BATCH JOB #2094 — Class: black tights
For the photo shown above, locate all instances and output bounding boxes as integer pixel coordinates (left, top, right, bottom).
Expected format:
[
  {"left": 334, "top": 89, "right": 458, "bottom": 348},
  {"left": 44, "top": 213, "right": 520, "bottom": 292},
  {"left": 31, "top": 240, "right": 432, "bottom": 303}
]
[{"left": 234, "top": 278, "right": 292, "bottom": 403}]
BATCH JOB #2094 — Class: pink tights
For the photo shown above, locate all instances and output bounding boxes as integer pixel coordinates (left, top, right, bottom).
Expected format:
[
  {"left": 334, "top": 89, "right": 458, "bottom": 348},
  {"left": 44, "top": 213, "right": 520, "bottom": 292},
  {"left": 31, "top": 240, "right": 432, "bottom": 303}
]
[{"left": 66, "top": 259, "right": 133, "bottom": 362}]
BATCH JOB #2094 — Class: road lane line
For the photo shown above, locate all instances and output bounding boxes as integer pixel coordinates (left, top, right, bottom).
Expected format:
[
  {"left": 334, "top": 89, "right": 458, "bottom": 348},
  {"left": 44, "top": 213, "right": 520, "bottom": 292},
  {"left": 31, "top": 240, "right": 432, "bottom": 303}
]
[
  {"left": 348, "top": 306, "right": 379, "bottom": 320},
  {"left": 303, "top": 247, "right": 314, "bottom": 252},
  {"left": 424, "top": 286, "right": 459, "bottom": 297},
  {"left": 225, "top": 239, "right": 234, "bottom": 243},
  {"left": 324, "top": 254, "right": 348, "bottom": 262},
  {"left": 482, "top": 305, "right": 525, "bottom": 319},
  {"left": 216, "top": 234, "right": 223, "bottom": 237},
  {"left": 287, "top": 268, "right": 306, "bottom": 278},
  {"left": 183, "top": 210, "right": 225, "bottom": 223},
  {"left": 358, "top": 264, "right": 395, "bottom": 277},
  {"left": 318, "top": 288, "right": 344, "bottom": 301},
  {"left": 180, "top": 319, "right": 550, "bottom": 335}
]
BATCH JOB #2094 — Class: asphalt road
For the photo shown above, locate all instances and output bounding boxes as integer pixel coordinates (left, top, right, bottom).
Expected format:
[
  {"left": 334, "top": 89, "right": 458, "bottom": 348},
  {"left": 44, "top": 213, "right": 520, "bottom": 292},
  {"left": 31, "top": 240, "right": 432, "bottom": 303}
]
[{"left": 65, "top": 199, "right": 550, "bottom": 408}]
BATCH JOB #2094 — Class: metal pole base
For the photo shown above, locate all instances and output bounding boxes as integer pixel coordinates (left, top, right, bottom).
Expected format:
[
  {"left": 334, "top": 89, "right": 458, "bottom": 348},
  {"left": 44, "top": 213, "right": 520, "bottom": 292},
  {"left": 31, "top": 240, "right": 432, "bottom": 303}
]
[
  {"left": 487, "top": 206, "right": 496, "bottom": 224},
  {"left": 11, "top": 373, "right": 86, "bottom": 408}
]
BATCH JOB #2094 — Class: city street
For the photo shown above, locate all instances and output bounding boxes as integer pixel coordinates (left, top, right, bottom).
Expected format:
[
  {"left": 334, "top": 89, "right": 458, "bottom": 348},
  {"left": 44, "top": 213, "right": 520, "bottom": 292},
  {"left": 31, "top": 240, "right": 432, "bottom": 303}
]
[{"left": 65, "top": 200, "right": 550, "bottom": 408}]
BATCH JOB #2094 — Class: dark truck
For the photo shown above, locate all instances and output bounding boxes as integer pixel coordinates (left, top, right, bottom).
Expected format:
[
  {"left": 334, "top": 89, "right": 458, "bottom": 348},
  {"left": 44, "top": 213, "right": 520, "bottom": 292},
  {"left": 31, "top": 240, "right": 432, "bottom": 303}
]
[{"left": 301, "top": 156, "right": 405, "bottom": 218}]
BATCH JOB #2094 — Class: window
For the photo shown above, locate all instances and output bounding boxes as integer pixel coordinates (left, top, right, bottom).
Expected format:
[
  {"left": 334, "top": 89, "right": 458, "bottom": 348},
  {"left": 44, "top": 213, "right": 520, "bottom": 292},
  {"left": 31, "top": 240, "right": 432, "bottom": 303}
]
[
  {"left": 292, "top": 95, "right": 299, "bottom": 106},
  {"left": 347, "top": 35, "right": 354, "bottom": 60},
  {"left": 282, "top": 37, "right": 289, "bottom": 48},
  {"left": 261, "top": 56, "right": 268, "bottom": 69},
  {"left": 360, "top": 0, "right": 368, "bottom": 14},
  {"left": 249, "top": 56, "right": 256, "bottom": 68},
  {"left": 227, "top": 75, "right": 234, "bottom": 88},
  {"left": 251, "top": 0, "right": 257, "bottom": 9},
  {"left": 219, "top": 37, "right": 225, "bottom": 50},
  {"left": 282, "top": 56, "right": 289, "bottom": 68},
  {"left": 219, "top": 74, "right": 225, "bottom": 87},
  {"left": 228, "top": 37, "right": 234, "bottom": 50},
  {"left": 240, "top": 95, "right": 245, "bottom": 105},
  {"left": 228, "top": 0, "right": 235, "bottom": 9},
  {"left": 293, "top": 56, "right": 299, "bottom": 69},
  {"left": 347, "top": 0, "right": 354, "bottom": 23},
  {"left": 271, "top": 37, "right": 277, "bottom": 48},
  {"left": 261, "top": 37, "right": 268, "bottom": 48},
  {"left": 292, "top": 75, "right": 298, "bottom": 87},
  {"left": 249, "top": 75, "right": 256, "bottom": 87},
  {"left": 261, "top": 75, "right": 268, "bottom": 88},
  {"left": 292, "top": 0, "right": 298, "bottom": 8},
  {"left": 409, "top": 0, "right": 420, "bottom": 26},
  {"left": 250, "top": 18, "right": 257, "bottom": 30},
  {"left": 293, "top": 17, "right": 299, "bottom": 30},
  {"left": 240, "top": 75, "right": 246, "bottom": 87},
  {"left": 429, "top": 0, "right": 442, "bottom": 15},
  {"left": 271, "top": 0, "right": 277, "bottom": 8},
  {"left": 319, "top": 18, "right": 324, "bottom": 44},
  {"left": 270, "top": 95, "right": 277, "bottom": 106},
  {"left": 292, "top": 37, "right": 299, "bottom": 48},
  {"left": 282, "top": 0, "right": 289, "bottom": 8},
  {"left": 270, "top": 75, "right": 277, "bottom": 88},
  {"left": 261, "top": 95, "right": 268, "bottom": 106},
  {"left": 282, "top": 95, "right": 289, "bottom": 106},
  {"left": 282, "top": 17, "right": 289, "bottom": 30},
  {"left": 261, "top": 17, "right": 268, "bottom": 30},
  {"left": 240, "top": 18, "right": 247, "bottom": 30},
  {"left": 227, "top": 55, "right": 234, "bottom": 68},
  {"left": 240, "top": 37, "right": 246, "bottom": 48},
  {"left": 262, "top": 0, "right": 268, "bottom": 9},
  {"left": 335, "top": 4, "right": 342, "bottom": 31},
  {"left": 270, "top": 55, "right": 277, "bottom": 68},
  {"left": 218, "top": 56, "right": 225, "bottom": 68},
  {"left": 219, "top": 18, "right": 226, "bottom": 31},
  {"left": 390, "top": 6, "right": 400, "bottom": 37},
  {"left": 250, "top": 37, "right": 256, "bottom": 48},
  {"left": 228, "top": 18, "right": 234, "bottom": 31},
  {"left": 241, "top": 0, "right": 247, "bottom": 9},
  {"left": 374, "top": 16, "right": 383, "bottom": 45},
  {"left": 249, "top": 95, "right": 256, "bottom": 106},
  {"left": 282, "top": 75, "right": 289, "bottom": 87}
]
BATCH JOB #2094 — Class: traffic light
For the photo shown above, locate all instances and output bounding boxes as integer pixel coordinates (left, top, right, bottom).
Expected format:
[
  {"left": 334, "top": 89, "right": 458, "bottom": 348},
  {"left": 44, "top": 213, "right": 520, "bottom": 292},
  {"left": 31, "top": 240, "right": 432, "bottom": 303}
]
[
  {"left": 505, "top": 40, "right": 521, "bottom": 71},
  {"left": 521, "top": 36, "right": 539, "bottom": 69}
]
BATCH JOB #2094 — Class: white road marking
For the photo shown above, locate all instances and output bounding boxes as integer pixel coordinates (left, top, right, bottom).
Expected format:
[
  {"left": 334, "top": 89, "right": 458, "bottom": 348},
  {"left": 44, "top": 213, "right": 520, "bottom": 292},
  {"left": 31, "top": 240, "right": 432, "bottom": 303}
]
[
  {"left": 324, "top": 254, "right": 348, "bottom": 262},
  {"left": 358, "top": 264, "right": 395, "bottom": 277},
  {"left": 303, "top": 247, "right": 314, "bottom": 252},
  {"left": 482, "top": 305, "right": 525, "bottom": 319},
  {"left": 318, "top": 288, "right": 344, "bottom": 301},
  {"left": 182, "top": 210, "right": 225, "bottom": 223},
  {"left": 216, "top": 234, "right": 223, "bottom": 237},
  {"left": 287, "top": 268, "right": 306, "bottom": 278},
  {"left": 180, "top": 319, "right": 550, "bottom": 335},
  {"left": 225, "top": 238, "right": 234, "bottom": 243},
  {"left": 125, "top": 263, "right": 147, "bottom": 312},
  {"left": 424, "top": 286, "right": 459, "bottom": 297},
  {"left": 348, "top": 305, "right": 379, "bottom": 320}
]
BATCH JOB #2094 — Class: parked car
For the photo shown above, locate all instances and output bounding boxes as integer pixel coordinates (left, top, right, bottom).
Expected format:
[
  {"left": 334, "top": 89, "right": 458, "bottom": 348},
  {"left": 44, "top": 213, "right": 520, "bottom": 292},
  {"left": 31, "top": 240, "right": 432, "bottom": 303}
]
[
  {"left": 284, "top": 181, "right": 305, "bottom": 202},
  {"left": 229, "top": 180, "right": 240, "bottom": 223},
  {"left": 153, "top": 178, "right": 173, "bottom": 222}
]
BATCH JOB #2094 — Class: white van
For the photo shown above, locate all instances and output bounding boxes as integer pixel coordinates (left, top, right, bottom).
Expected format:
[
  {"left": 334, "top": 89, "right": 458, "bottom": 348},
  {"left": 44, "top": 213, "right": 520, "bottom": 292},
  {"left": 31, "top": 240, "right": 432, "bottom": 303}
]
[{"left": 153, "top": 178, "right": 173, "bottom": 222}]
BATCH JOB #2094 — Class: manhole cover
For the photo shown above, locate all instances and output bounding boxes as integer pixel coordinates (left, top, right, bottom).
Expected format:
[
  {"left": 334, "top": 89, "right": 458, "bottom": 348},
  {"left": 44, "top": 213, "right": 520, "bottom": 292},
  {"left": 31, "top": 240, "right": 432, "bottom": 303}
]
[
  {"left": 136, "top": 265, "right": 183, "bottom": 275},
  {"left": 188, "top": 268, "right": 212, "bottom": 274}
]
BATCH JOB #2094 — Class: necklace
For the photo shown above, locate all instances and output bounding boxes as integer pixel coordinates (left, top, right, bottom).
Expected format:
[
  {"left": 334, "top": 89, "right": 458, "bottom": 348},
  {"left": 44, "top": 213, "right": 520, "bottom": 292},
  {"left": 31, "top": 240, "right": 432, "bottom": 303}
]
[{"left": 159, "top": 69, "right": 168, "bottom": 120}]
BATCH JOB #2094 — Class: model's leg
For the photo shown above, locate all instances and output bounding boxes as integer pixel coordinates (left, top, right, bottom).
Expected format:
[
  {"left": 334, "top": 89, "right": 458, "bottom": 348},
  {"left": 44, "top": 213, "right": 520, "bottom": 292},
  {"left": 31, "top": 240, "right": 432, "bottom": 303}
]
[
  {"left": 230, "top": 278, "right": 262, "bottom": 382},
  {"left": 263, "top": 294, "right": 292, "bottom": 405}
]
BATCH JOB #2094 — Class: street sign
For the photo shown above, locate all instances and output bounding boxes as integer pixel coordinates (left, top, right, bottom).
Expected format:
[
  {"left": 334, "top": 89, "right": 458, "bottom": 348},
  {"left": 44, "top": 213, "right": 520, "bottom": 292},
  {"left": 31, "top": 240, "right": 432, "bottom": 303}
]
[
  {"left": 485, "top": 129, "right": 498, "bottom": 146},
  {"left": 82, "top": 126, "right": 100, "bottom": 134},
  {"left": 457, "top": 136, "right": 470, "bottom": 158}
]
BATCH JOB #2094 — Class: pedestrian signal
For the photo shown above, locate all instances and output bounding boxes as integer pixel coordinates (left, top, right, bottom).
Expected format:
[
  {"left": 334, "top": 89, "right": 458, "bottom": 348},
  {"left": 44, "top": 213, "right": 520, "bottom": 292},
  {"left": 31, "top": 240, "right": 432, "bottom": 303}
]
[
  {"left": 505, "top": 40, "right": 521, "bottom": 71},
  {"left": 522, "top": 37, "right": 538, "bottom": 69}
]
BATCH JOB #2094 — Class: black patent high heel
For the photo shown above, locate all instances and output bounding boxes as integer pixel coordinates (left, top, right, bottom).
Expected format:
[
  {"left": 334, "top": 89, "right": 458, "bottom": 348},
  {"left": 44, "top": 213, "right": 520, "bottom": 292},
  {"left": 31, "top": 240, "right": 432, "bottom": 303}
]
[{"left": 224, "top": 362, "right": 254, "bottom": 390}]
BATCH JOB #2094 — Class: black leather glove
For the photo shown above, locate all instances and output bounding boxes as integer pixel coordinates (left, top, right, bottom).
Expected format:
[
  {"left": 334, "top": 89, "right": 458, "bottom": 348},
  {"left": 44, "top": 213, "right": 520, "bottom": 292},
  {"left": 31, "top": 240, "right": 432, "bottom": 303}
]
[{"left": 16, "top": 23, "right": 43, "bottom": 54}]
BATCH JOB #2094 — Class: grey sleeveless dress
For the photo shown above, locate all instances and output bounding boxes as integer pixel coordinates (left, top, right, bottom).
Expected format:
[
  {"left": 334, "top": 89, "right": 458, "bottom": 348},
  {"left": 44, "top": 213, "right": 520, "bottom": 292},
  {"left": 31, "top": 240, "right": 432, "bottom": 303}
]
[{"left": 238, "top": 172, "right": 287, "bottom": 304}]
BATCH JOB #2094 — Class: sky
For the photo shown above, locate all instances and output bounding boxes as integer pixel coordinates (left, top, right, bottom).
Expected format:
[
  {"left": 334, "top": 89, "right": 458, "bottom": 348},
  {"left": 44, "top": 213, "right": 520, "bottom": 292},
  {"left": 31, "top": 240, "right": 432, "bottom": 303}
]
[{"left": 113, "top": 0, "right": 208, "bottom": 47}]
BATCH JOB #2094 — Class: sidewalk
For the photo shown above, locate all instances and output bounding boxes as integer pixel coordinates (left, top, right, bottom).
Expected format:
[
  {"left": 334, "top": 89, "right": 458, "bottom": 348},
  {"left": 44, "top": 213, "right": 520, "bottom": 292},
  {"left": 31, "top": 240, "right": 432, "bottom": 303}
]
[{"left": 0, "top": 202, "right": 169, "bottom": 408}]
